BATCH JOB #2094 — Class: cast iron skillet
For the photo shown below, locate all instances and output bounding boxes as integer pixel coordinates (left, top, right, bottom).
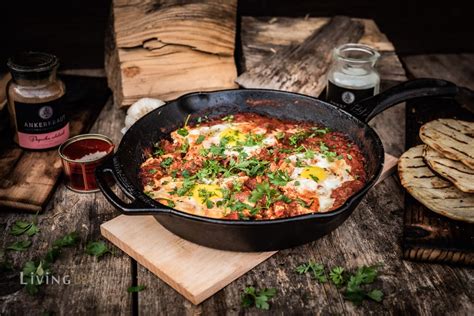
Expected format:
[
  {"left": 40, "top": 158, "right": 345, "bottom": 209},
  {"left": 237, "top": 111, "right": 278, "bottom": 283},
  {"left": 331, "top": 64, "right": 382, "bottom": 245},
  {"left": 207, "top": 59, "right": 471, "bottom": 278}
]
[{"left": 96, "top": 79, "right": 460, "bottom": 251}]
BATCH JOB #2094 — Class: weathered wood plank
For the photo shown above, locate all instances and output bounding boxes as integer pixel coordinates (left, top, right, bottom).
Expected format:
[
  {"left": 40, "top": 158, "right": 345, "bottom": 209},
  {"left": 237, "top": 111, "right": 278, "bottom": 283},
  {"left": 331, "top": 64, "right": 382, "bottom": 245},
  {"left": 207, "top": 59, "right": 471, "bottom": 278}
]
[
  {"left": 239, "top": 16, "right": 405, "bottom": 82},
  {"left": 236, "top": 16, "right": 365, "bottom": 97},
  {"left": 105, "top": 0, "right": 238, "bottom": 107},
  {"left": 0, "top": 98, "right": 134, "bottom": 315}
]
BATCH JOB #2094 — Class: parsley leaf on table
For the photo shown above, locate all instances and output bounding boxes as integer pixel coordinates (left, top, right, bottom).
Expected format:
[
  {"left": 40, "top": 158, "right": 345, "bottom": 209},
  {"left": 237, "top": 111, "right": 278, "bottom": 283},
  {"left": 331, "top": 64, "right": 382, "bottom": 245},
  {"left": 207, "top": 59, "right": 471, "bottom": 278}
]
[
  {"left": 22, "top": 260, "right": 51, "bottom": 295},
  {"left": 344, "top": 265, "right": 383, "bottom": 305},
  {"left": 85, "top": 241, "right": 110, "bottom": 259},
  {"left": 10, "top": 220, "right": 39, "bottom": 237},
  {"left": 241, "top": 286, "right": 277, "bottom": 310},
  {"left": 127, "top": 285, "right": 146, "bottom": 293},
  {"left": 53, "top": 232, "right": 80, "bottom": 248},
  {"left": 329, "top": 266, "right": 345, "bottom": 286},
  {"left": 295, "top": 260, "right": 327, "bottom": 283},
  {"left": 6, "top": 240, "right": 32, "bottom": 252},
  {"left": 45, "top": 232, "right": 80, "bottom": 264}
]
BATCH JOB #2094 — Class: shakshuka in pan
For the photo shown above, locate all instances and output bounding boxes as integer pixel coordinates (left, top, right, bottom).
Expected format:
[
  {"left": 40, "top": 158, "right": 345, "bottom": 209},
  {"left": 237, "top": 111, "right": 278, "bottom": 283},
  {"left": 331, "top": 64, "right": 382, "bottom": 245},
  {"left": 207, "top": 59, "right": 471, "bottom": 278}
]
[{"left": 139, "top": 113, "right": 367, "bottom": 220}]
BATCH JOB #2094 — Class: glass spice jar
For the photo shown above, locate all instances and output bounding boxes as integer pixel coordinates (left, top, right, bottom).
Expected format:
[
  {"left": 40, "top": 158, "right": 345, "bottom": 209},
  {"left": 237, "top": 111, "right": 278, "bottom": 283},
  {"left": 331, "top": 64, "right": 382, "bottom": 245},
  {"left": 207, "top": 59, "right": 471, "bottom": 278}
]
[
  {"left": 6, "top": 51, "right": 69, "bottom": 150},
  {"left": 326, "top": 43, "right": 380, "bottom": 108}
]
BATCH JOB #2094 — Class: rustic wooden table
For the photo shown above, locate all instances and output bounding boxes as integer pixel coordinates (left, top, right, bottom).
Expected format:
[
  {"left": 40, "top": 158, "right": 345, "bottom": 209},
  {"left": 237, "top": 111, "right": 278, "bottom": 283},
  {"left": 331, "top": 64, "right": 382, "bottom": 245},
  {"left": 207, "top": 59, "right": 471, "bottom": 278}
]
[{"left": 1, "top": 32, "right": 473, "bottom": 316}]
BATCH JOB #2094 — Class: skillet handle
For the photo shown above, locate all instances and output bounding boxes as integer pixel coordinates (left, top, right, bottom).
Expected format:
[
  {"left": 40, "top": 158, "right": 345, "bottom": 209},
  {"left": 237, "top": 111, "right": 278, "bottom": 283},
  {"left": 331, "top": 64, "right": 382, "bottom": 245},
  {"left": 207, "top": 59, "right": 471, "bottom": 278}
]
[
  {"left": 95, "top": 157, "right": 168, "bottom": 215},
  {"left": 346, "top": 78, "right": 459, "bottom": 122}
]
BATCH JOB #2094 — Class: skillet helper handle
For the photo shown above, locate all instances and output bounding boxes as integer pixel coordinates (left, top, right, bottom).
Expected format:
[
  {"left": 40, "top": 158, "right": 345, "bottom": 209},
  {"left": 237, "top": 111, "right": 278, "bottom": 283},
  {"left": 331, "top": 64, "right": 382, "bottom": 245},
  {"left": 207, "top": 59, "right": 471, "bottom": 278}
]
[
  {"left": 95, "top": 157, "right": 163, "bottom": 215},
  {"left": 346, "top": 78, "right": 459, "bottom": 122}
]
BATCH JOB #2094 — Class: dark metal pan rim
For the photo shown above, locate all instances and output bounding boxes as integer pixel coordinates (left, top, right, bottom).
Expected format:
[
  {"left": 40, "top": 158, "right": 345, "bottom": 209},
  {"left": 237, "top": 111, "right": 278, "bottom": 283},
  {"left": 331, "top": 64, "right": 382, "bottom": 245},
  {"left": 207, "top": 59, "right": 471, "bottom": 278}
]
[{"left": 113, "top": 87, "right": 386, "bottom": 224}]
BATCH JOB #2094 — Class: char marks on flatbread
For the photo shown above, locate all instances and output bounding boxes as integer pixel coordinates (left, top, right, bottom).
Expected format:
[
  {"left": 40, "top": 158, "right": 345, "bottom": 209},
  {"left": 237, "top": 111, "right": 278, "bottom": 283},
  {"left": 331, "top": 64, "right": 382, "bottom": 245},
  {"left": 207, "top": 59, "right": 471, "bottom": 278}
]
[
  {"left": 423, "top": 145, "right": 474, "bottom": 193},
  {"left": 419, "top": 119, "right": 474, "bottom": 169},
  {"left": 398, "top": 145, "right": 474, "bottom": 223}
]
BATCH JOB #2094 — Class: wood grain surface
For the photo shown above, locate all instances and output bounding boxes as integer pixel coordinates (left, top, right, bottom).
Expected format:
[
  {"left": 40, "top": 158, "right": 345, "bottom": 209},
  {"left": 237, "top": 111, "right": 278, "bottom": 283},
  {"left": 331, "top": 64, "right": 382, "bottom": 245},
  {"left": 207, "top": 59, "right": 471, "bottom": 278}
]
[
  {"left": 236, "top": 16, "right": 364, "bottom": 97},
  {"left": 105, "top": 0, "right": 238, "bottom": 107},
  {"left": 402, "top": 54, "right": 474, "bottom": 265},
  {"left": 238, "top": 16, "right": 406, "bottom": 84},
  {"left": 0, "top": 76, "right": 110, "bottom": 213},
  {"left": 101, "top": 216, "right": 275, "bottom": 305}
]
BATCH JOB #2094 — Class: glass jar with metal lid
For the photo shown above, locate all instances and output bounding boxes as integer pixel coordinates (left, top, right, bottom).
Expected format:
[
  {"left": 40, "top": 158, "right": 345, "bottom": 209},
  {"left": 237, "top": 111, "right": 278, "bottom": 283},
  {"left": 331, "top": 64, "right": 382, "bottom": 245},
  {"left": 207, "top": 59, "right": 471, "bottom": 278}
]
[
  {"left": 326, "top": 43, "right": 381, "bottom": 108},
  {"left": 6, "top": 51, "right": 69, "bottom": 150}
]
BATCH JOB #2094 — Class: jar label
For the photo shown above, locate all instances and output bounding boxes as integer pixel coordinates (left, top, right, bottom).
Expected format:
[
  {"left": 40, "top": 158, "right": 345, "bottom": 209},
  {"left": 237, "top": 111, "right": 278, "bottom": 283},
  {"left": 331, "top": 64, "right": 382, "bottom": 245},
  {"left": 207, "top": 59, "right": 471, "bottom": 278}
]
[
  {"left": 326, "top": 81, "right": 375, "bottom": 108},
  {"left": 15, "top": 98, "right": 70, "bottom": 149}
]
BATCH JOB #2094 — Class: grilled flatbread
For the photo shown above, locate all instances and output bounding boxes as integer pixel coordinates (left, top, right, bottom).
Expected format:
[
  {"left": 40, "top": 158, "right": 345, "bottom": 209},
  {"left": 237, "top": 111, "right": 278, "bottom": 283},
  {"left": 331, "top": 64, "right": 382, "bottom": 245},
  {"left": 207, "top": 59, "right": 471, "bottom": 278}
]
[
  {"left": 423, "top": 145, "right": 474, "bottom": 193},
  {"left": 419, "top": 119, "right": 474, "bottom": 169},
  {"left": 398, "top": 145, "right": 474, "bottom": 223}
]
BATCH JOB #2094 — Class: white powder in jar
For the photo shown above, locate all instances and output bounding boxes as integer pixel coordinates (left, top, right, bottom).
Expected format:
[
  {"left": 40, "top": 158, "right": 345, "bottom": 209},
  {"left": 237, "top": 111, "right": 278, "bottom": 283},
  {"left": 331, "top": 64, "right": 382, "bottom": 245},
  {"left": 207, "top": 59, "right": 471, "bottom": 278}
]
[{"left": 75, "top": 151, "right": 108, "bottom": 162}]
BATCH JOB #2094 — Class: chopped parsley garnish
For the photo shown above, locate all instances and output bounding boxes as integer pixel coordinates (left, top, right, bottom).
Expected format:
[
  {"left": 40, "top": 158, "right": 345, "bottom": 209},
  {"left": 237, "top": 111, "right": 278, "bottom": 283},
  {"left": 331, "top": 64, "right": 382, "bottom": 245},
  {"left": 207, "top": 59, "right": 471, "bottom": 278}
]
[
  {"left": 180, "top": 140, "right": 189, "bottom": 153},
  {"left": 347, "top": 154, "right": 353, "bottom": 160},
  {"left": 303, "top": 147, "right": 316, "bottom": 159},
  {"left": 226, "top": 157, "right": 269, "bottom": 177},
  {"left": 195, "top": 134, "right": 205, "bottom": 144},
  {"left": 319, "top": 141, "right": 329, "bottom": 152},
  {"left": 176, "top": 178, "right": 195, "bottom": 196},
  {"left": 181, "top": 169, "right": 191, "bottom": 178},
  {"left": 289, "top": 131, "right": 307, "bottom": 146},
  {"left": 208, "top": 139, "right": 228, "bottom": 157},
  {"left": 196, "top": 160, "right": 226, "bottom": 180},
  {"left": 159, "top": 198, "right": 176, "bottom": 208},
  {"left": 177, "top": 128, "right": 188, "bottom": 137},
  {"left": 148, "top": 169, "right": 158, "bottom": 174},
  {"left": 311, "top": 127, "right": 331, "bottom": 135},
  {"left": 268, "top": 170, "right": 291, "bottom": 186},
  {"left": 319, "top": 141, "right": 338, "bottom": 161},
  {"left": 152, "top": 144, "right": 164, "bottom": 156},
  {"left": 199, "top": 147, "right": 210, "bottom": 157},
  {"left": 198, "top": 188, "right": 216, "bottom": 209},
  {"left": 249, "top": 182, "right": 281, "bottom": 209},
  {"left": 221, "top": 115, "right": 234, "bottom": 122},
  {"left": 160, "top": 157, "right": 173, "bottom": 168},
  {"left": 309, "top": 174, "right": 320, "bottom": 182},
  {"left": 242, "top": 133, "right": 264, "bottom": 147},
  {"left": 275, "top": 131, "right": 285, "bottom": 140}
]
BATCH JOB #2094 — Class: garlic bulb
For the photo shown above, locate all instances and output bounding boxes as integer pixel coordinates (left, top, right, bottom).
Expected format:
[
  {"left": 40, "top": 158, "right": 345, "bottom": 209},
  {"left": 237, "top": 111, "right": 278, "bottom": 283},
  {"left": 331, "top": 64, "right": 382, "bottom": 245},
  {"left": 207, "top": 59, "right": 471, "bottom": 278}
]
[{"left": 121, "top": 98, "right": 165, "bottom": 134}]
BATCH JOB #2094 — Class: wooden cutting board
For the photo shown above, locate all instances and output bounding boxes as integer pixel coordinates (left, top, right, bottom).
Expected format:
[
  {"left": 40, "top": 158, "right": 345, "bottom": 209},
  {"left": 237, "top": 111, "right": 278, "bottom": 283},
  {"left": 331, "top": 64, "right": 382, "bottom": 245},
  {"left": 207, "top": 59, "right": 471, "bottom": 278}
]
[
  {"left": 0, "top": 76, "right": 110, "bottom": 212},
  {"left": 402, "top": 97, "right": 474, "bottom": 265},
  {"left": 101, "top": 154, "right": 397, "bottom": 305}
]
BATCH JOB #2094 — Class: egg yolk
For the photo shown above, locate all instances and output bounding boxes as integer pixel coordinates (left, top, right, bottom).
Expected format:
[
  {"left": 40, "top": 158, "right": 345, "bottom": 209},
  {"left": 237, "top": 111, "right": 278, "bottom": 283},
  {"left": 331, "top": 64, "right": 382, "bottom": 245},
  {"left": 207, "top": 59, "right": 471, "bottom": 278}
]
[
  {"left": 220, "top": 128, "right": 246, "bottom": 146},
  {"left": 301, "top": 166, "right": 327, "bottom": 182},
  {"left": 192, "top": 184, "right": 223, "bottom": 204}
]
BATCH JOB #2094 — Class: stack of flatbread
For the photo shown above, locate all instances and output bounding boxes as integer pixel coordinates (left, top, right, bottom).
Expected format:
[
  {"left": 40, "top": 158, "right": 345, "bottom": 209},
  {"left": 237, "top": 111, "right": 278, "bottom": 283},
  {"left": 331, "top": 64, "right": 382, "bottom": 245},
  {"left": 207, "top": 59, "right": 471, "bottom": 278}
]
[{"left": 398, "top": 119, "right": 474, "bottom": 223}]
